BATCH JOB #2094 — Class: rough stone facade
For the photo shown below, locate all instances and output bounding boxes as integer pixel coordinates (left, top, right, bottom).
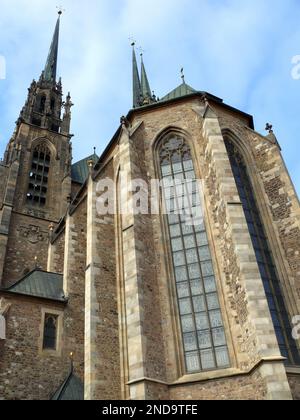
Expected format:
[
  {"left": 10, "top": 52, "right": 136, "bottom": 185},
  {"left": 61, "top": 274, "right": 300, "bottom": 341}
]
[
  {"left": 0, "top": 21, "right": 299, "bottom": 399},
  {"left": 0, "top": 295, "right": 70, "bottom": 400}
]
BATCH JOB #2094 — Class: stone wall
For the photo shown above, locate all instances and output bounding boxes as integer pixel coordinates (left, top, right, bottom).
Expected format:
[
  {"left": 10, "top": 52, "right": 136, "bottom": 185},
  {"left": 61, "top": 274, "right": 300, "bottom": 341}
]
[
  {"left": 1, "top": 121, "right": 72, "bottom": 286},
  {"left": 114, "top": 97, "right": 293, "bottom": 399},
  {"left": 11, "top": 123, "right": 71, "bottom": 221},
  {"left": 0, "top": 295, "right": 70, "bottom": 400},
  {"left": 287, "top": 374, "right": 300, "bottom": 400},
  {"left": 48, "top": 229, "right": 65, "bottom": 274},
  {"left": 169, "top": 369, "right": 267, "bottom": 400},
  {"left": 85, "top": 160, "right": 121, "bottom": 400},
  {"left": 116, "top": 121, "right": 169, "bottom": 399},
  {"left": 218, "top": 107, "right": 300, "bottom": 316},
  {"left": 63, "top": 198, "right": 87, "bottom": 380},
  {"left": 0, "top": 165, "right": 8, "bottom": 204},
  {"left": 3, "top": 213, "right": 50, "bottom": 286}
]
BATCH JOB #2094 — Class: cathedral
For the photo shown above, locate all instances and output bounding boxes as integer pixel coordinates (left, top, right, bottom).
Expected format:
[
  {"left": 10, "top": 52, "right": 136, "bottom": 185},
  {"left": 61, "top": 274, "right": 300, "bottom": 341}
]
[{"left": 0, "top": 13, "right": 300, "bottom": 400}]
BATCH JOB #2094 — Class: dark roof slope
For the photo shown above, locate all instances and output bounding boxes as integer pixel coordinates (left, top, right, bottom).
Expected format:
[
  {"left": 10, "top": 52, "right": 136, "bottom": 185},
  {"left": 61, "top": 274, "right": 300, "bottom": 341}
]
[
  {"left": 4, "top": 269, "right": 66, "bottom": 302},
  {"left": 71, "top": 153, "right": 98, "bottom": 184},
  {"left": 160, "top": 82, "right": 197, "bottom": 102},
  {"left": 51, "top": 371, "right": 84, "bottom": 400}
]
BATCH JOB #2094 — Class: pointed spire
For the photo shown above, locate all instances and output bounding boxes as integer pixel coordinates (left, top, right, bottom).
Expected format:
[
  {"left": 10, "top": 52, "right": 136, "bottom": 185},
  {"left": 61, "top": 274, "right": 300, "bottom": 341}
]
[
  {"left": 140, "top": 54, "right": 152, "bottom": 102},
  {"left": 132, "top": 42, "right": 142, "bottom": 108},
  {"left": 44, "top": 12, "right": 61, "bottom": 82}
]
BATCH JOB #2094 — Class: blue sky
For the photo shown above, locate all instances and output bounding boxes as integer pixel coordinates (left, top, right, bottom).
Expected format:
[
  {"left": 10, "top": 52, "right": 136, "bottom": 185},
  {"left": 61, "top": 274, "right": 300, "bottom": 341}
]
[{"left": 0, "top": 0, "right": 299, "bottom": 195}]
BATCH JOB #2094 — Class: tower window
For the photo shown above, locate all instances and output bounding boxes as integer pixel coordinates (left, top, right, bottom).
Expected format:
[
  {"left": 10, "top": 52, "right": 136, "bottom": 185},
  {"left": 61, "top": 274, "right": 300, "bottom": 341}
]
[
  {"left": 26, "top": 144, "right": 51, "bottom": 207},
  {"left": 225, "top": 139, "right": 300, "bottom": 365},
  {"left": 159, "top": 135, "right": 230, "bottom": 374},
  {"left": 31, "top": 117, "right": 41, "bottom": 127},
  {"left": 43, "top": 314, "right": 58, "bottom": 350},
  {"left": 51, "top": 124, "right": 59, "bottom": 133},
  {"left": 39, "top": 96, "right": 46, "bottom": 113}
]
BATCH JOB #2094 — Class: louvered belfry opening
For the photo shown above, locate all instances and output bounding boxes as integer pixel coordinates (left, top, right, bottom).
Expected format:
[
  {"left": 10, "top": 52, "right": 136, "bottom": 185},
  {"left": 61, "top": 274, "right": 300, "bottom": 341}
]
[{"left": 27, "top": 144, "right": 51, "bottom": 206}]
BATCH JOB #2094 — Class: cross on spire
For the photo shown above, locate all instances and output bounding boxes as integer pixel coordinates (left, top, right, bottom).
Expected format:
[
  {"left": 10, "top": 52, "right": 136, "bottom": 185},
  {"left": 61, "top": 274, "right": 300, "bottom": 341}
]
[
  {"left": 265, "top": 123, "right": 273, "bottom": 133},
  {"left": 181, "top": 68, "right": 186, "bottom": 84}
]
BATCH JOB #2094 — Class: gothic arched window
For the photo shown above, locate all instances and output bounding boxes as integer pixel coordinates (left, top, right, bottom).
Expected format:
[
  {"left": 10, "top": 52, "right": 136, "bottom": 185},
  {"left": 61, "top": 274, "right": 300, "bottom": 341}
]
[
  {"left": 225, "top": 139, "right": 300, "bottom": 365},
  {"left": 27, "top": 144, "right": 51, "bottom": 206},
  {"left": 43, "top": 314, "right": 58, "bottom": 350},
  {"left": 159, "top": 135, "right": 230, "bottom": 373}
]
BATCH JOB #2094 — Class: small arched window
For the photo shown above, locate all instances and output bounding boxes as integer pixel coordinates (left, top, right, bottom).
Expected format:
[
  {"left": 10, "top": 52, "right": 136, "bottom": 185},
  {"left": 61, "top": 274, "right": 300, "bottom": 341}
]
[
  {"left": 159, "top": 134, "right": 230, "bottom": 373},
  {"left": 225, "top": 139, "right": 300, "bottom": 365},
  {"left": 43, "top": 314, "right": 58, "bottom": 350},
  {"left": 26, "top": 144, "right": 51, "bottom": 207}
]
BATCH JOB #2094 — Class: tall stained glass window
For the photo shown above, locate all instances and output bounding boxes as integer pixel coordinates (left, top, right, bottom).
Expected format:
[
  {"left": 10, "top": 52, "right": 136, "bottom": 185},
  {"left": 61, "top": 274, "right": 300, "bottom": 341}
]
[
  {"left": 225, "top": 139, "right": 300, "bottom": 365},
  {"left": 159, "top": 135, "right": 230, "bottom": 373}
]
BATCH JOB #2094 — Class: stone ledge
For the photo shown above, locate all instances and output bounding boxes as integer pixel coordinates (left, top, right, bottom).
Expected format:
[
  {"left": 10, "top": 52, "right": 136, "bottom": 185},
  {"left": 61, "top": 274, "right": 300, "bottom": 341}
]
[{"left": 127, "top": 357, "right": 287, "bottom": 389}]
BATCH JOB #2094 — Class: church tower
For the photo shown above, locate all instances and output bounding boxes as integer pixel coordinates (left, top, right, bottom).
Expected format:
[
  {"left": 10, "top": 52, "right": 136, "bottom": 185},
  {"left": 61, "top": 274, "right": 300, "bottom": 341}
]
[{"left": 0, "top": 12, "right": 73, "bottom": 286}]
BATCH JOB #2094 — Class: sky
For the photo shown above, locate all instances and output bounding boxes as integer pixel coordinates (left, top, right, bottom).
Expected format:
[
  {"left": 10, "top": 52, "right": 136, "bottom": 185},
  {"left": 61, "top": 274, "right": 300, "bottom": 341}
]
[{"left": 0, "top": 0, "right": 299, "bottom": 195}]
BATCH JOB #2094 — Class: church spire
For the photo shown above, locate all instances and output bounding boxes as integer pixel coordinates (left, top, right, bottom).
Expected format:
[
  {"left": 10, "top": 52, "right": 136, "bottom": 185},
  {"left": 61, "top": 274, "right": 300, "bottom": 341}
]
[
  {"left": 44, "top": 12, "right": 61, "bottom": 83},
  {"left": 140, "top": 54, "right": 152, "bottom": 103},
  {"left": 132, "top": 42, "right": 142, "bottom": 108},
  {"left": 17, "top": 10, "right": 71, "bottom": 135}
]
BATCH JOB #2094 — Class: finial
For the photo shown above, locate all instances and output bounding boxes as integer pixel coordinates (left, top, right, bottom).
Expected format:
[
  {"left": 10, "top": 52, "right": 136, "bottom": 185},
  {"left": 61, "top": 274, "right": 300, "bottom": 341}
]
[
  {"left": 138, "top": 47, "right": 145, "bottom": 57},
  {"left": 87, "top": 159, "right": 94, "bottom": 174},
  {"left": 34, "top": 256, "right": 38, "bottom": 269},
  {"left": 56, "top": 6, "right": 65, "bottom": 16},
  {"left": 129, "top": 36, "right": 136, "bottom": 47},
  {"left": 49, "top": 223, "right": 54, "bottom": 232},
  {"left": 265, "top": 123, "right": 273, "bottom": 133},
  {"left": 201, "top": 94, "right": 208, "bottom": 105},
  {"left": 181, "top": 68, "right": 185, "bottom": 84},
  {"left": 69, "top": 352, "right": 74, "bottom": 371},
  {"left": 93, "top": 147, "right": 96, "bottom": 155}
]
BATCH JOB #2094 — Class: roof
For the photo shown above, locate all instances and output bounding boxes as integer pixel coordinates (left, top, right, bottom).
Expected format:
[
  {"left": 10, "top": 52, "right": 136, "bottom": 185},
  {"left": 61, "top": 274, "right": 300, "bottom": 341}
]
[
  {"left": 160, "top": 82, "right": 197, "bottom": 102},
  {"left": 127, "top": 84, "right": 253, "bottom": 129},
  {"left": 3, "top": 269, "right": 66, "bottom": 302},
  {"left": 51, "top": 370, "right": 84, "bottom": 401},
  {"left": 71, "top": 153, "right": 98, "bottom": 184}
]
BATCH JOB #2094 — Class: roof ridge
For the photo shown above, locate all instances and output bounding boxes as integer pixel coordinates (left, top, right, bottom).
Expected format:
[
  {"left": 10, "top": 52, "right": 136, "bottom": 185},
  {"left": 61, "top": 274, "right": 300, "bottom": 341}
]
[
  {"left": 160, "top": 82, "right": 198, "bottom": 102},
  {"left": 3, "top": 269, "right": 63, "bottom": 292},
  {"left": 51, "top": 367, "right": 73, "bottom": 400},
  {"left": 51, "top": 368, "right": 84, "bottom": 400},
  {"left": 72, "top": 153, "right": 98, "bottom": 166}
]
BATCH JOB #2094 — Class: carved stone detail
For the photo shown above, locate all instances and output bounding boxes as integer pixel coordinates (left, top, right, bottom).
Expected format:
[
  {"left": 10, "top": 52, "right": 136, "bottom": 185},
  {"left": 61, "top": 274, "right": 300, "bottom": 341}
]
[
  {"left": 0, "top": 298, "right": 11, "bottom": 316},
  {"left": 18, "top": 225, "right": 48, "bottom": 244}
]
